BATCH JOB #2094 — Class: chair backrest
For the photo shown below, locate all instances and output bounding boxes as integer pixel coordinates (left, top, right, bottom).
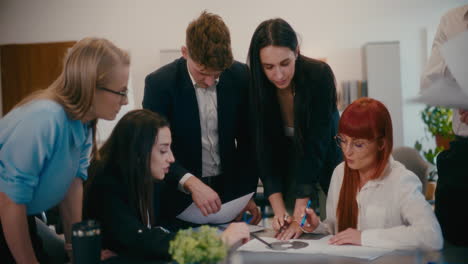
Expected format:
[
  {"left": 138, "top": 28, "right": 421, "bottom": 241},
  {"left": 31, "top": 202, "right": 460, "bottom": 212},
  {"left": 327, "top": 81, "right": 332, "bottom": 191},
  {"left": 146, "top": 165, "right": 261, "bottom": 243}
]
[{"left": 392, "top": 146, "right": 429, "bottom": 194}]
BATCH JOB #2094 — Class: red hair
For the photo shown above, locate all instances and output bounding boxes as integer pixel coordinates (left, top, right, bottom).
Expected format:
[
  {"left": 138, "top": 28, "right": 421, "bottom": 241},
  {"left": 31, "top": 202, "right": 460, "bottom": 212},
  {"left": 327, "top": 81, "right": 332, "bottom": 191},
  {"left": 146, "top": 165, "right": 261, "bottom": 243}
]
[{"left": 336, "top": 98, "right": 393, "bottom": 232}]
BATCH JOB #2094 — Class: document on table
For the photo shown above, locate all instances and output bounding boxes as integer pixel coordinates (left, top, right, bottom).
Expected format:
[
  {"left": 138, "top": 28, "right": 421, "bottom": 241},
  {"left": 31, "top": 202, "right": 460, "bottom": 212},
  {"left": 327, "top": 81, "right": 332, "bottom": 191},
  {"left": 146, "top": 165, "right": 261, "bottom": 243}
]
[
  {"left": 176, "top": 192, "right": 254, "bottom": 224},
  {"left": 218, "top": 223, "right": 266, "bottom": 233},
  {"left": 411, "top": 31, "right": 468, "bottom": 108},
  {"left": 237, "top": 235, "right": 392, "bottom": 260}
]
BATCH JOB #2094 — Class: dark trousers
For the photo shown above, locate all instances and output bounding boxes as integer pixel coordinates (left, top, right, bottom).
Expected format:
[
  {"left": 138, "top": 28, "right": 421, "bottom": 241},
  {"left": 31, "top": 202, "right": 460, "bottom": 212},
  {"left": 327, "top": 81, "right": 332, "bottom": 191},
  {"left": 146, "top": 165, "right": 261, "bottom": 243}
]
[
  {"left": 0, "top": 215, "right": 48, "bottom": 263},
  {"left": 435, "top": 136, "right": 468, "bottom": 247}
]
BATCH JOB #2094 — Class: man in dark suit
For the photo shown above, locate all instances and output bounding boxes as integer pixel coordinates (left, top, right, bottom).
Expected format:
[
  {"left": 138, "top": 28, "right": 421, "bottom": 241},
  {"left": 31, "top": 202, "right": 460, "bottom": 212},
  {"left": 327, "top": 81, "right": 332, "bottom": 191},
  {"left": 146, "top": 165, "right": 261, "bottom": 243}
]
[{"left": 143, "top": 11, "right": 260, "bottom": 225}]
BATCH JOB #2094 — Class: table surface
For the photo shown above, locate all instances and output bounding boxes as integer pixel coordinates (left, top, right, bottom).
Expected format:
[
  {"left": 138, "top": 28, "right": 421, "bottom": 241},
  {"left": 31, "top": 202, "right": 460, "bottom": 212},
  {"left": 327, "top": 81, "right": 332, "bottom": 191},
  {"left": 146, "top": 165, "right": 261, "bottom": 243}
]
[
  {"left": 233, "top": 229, "right": 468, "bottom": 264},
  {"left": 104, "top": 228, "right": 468, "bottom": 264}
]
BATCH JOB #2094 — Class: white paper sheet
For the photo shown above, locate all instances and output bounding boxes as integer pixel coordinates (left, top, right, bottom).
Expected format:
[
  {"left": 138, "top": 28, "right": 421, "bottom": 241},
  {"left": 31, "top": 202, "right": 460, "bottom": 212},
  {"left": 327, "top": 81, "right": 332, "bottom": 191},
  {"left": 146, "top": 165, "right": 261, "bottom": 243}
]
[
  {"left": 442, "top": 31, "right": 468, "bottom": 96},
  {"left": 247, "top": 225, "right": 266, "bottom": 233},
  {"left": 237, "top": 235, "right": 392, "bottom": 260},
  {"left": 410, "top": 77, "right": 468, "bottom": 108},
  {"left": 218, "top": 223, "right": 266, "bottom": 233},
  {"left": 176, "top": 192, "right": 254, "bottom": 224},
  {"left": 411, "top": 31, "right": 468, "bottom": 108}
]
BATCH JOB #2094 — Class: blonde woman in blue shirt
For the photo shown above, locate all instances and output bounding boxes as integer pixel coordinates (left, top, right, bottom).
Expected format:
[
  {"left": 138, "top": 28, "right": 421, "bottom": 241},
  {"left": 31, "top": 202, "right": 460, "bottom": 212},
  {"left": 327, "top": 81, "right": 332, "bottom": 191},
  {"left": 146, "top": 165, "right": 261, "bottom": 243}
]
[{"left": 0, "top": 37, "right": 130, "bottom": 263}]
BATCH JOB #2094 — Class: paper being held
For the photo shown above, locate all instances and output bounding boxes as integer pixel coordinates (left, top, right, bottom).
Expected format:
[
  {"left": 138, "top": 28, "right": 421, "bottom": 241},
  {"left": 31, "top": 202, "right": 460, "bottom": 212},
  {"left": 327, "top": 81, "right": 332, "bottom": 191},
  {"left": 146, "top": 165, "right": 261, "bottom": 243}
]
[
  {"left": 442, "top": 31, "right": 468, "bottom": 96},
  {"left": 410, "top": 77, "right": 468, "bottom": 109},
  {"left": 411, "top": 31, "right": 468, "bottom": 108},
  {"left": 177, "top": 192, "right": 254, "bottom": 224}
]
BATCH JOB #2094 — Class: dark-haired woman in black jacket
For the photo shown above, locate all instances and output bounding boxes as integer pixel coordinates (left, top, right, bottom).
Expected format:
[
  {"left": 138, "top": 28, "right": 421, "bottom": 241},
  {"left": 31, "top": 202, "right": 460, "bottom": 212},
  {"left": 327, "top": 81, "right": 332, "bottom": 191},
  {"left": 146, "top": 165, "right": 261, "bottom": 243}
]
[
  {"left": 247, "top": 18, "right": 342, "bottom": 240},
  {"left": 84, "top": 110, "right": 249, "bottom": 261}
]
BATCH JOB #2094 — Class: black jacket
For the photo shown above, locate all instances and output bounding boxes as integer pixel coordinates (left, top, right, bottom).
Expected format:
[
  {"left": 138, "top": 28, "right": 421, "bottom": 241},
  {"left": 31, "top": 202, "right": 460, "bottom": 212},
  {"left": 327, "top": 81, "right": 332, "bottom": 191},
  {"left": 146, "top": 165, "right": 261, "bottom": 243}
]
[
  {"left": 84, "top": 165, "right": 174, "bottom": 261},
  {"left": 143, "top": 58, "right": 257, "bottom": 217},
  {"left": 258, "top": 56, "right": 342, "bottom": 199}
]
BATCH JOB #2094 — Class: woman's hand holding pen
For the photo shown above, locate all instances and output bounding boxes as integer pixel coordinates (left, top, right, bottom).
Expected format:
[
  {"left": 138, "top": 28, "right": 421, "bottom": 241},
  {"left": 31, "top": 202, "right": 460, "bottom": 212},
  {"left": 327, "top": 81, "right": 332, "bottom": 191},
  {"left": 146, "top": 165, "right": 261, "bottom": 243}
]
[
  {"left": 272, "top": 207, "right": 317, "bottom": 240},
  {"left": 274, "top": 198, "right": 311, "bottom": 240},
  {"left": 299, "top": 207, "right": 320, "bottom": 233},
  {"left": 275, "top": 218, "right": 303, "bottom": 240},
  {"left": 272, "top": 212, "right": 290, "bottom": 232}
]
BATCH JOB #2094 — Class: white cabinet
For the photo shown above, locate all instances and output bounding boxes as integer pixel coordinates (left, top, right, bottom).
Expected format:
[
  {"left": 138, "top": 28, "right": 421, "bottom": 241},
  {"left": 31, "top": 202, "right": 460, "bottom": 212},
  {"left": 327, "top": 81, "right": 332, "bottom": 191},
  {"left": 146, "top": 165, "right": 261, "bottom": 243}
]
[{"left": 363, "top": 42, "right": 404, "bottom": 147}]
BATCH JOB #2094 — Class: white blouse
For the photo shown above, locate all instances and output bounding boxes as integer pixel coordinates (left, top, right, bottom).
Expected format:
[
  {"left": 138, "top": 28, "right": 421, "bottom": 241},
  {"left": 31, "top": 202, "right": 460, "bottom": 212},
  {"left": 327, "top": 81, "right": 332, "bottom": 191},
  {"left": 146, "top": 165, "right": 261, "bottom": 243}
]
[{"left": 314, "top": 157, "right": 443, "bottom": 250}]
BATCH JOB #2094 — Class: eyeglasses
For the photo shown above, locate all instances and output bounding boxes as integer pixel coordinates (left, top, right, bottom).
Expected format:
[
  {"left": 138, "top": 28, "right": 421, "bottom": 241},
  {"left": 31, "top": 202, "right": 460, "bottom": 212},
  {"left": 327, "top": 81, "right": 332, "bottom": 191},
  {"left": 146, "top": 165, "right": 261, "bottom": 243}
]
[
  {"left": 98, "top": 87, "right": 128, "bottom": 98},
  {"left": 334, "top": 135, "right": 374, "bottom": 153}
]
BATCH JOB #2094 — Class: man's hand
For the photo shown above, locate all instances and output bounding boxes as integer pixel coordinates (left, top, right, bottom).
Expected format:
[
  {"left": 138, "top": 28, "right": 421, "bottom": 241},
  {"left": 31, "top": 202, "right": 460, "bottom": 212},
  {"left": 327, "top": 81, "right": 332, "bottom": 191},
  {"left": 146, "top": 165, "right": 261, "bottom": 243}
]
[
  {"left": 459, "top": 109, "right": 468, "bottom": 125},
  {"left": 328, "top": 228, "right": 362, "bottom": 246},
  {"left": 184, "top": 177, "right": 221, "bottom": 216},
  {"left": 235, "top": 199, "right": 262, "bottom": 225}
]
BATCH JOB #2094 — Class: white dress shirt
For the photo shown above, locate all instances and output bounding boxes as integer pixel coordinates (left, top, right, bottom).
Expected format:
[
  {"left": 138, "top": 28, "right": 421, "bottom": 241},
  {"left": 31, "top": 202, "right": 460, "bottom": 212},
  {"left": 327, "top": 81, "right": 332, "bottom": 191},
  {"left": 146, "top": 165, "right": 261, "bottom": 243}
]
[
  {"left": 313, "top": 157, "right": 443, "bottom": 250},
  {"left": 421, "top": 5, "right": 468, "bottom": 137},
  {"left": 178, "top": 66, "right": 221, "bottom": 192}
]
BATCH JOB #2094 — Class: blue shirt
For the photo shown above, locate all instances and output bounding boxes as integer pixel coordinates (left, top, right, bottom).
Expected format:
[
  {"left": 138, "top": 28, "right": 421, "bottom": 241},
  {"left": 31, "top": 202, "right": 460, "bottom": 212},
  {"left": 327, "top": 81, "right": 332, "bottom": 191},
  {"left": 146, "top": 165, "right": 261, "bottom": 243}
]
[{"left": 0, "top": 100, "right": 92, "bottom": 215}]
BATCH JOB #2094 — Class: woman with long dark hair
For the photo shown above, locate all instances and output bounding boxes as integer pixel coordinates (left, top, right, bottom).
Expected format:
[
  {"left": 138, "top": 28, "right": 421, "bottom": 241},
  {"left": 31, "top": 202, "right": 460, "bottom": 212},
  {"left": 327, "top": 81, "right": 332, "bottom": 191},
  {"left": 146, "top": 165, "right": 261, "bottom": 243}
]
[
  {"left": 0, "top": 37, "right": 129, "bottom": 263},
  {"left": 84, "top": 110, "right": 249, "bottom": 260},
  {"left": 301, "top": 98, "right": 443, "bottom": 250},
  {"left": 247, "top": 18, "right": 341, "bottom": 240}
]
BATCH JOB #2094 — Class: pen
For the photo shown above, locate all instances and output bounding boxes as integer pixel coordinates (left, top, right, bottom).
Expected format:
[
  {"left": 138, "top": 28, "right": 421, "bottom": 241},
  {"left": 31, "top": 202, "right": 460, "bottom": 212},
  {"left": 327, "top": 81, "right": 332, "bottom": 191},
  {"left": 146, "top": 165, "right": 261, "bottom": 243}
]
[
  {"left": 299, "top": 200, "right": 312, "bottom": 227},
  {"left": 278, "top": 214, "right": 289, "bottom": 233},
  {"left": 250, "top": 232, "right": 274, "bottom": 249},
  {"left": 242, "top": 212, "right": 252, "bottom": 224}
]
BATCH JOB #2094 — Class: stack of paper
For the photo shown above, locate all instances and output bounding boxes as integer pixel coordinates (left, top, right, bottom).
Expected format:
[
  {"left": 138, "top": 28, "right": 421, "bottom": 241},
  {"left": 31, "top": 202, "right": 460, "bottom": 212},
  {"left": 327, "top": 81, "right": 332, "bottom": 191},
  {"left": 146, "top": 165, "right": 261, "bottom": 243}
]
[{"left": 237, "top": 235, "right": 392, "bottom": 260}]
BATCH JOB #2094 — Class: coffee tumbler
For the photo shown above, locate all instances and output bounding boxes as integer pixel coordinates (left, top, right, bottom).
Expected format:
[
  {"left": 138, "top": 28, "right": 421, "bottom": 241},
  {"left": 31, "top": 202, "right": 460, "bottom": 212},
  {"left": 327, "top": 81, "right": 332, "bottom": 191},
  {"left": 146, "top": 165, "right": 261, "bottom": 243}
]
[{"left": 71, "top": 220, "right": 101, "bottom": 264}]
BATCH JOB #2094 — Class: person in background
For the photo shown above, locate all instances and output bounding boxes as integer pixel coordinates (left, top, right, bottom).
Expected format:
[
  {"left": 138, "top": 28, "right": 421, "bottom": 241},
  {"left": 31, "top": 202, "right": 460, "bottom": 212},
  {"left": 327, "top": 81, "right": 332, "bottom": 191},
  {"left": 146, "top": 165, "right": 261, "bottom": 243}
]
[
  {"left": 247, "top": 18, "right": 341, "bottom": 240},
  {"left": 420, "top": 4, "right": 468, "bottom": 247},
  {"left": 84, "top": 110, "right": 249, "bottom": 261},
  {"left": 301, "top": 98, "right": 443, "bottom": 250},
  {"left": 0, "top": 37, "right": 130, "bottom": 263},
  {"left": 143, "top": 11, "right": 260, "bottom": 225}
]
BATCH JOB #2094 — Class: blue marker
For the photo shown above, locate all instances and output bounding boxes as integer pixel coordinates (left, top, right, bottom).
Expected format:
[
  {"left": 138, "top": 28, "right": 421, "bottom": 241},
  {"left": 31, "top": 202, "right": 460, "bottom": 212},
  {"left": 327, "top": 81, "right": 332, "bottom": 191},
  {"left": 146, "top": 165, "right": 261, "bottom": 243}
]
[
  {"left": 300, "top": 200, "right": 312, "bottom": 227},
  {"left": 243, "top": 212, "right": 252, "bottom": 224}
]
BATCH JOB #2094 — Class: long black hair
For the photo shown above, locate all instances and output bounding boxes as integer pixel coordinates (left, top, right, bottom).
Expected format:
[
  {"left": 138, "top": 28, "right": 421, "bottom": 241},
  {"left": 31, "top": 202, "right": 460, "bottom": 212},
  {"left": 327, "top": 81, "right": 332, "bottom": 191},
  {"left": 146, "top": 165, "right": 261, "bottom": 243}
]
[
  {"left": 247, "top": 18, "right": 337, "bottom": 176},
  {"left": 86, "top": 109, "right": 169, "bottom": 227},
  {"left": 247, "top": 18, "right": 302, "bottom": 156}
]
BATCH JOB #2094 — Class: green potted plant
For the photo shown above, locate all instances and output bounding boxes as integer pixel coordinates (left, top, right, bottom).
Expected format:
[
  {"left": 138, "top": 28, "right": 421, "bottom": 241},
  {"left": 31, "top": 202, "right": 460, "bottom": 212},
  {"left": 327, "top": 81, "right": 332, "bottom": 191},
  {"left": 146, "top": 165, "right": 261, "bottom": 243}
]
[
  {"left": 421, "top": 106, "right": 455, "bottom": 149},
  {"left": 414, "top": 141, "right": 441, "bottom": 200},
  {"left": 414, "top": 106, "right": 454, "bottom": 200},
  {"left": 169, "top": 225, "right": 228, "bottom": 264}
]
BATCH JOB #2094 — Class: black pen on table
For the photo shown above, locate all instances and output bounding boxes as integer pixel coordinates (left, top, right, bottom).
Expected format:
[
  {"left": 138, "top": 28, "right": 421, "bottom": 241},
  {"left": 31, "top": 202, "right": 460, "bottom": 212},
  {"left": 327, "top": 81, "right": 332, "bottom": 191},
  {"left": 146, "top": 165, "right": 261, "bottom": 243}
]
[
  {"left": 217, "top": 223, "right": 273, "bottom": 249},
  {"left": 250, "top": 232, "right": 274, "bottom": 249}
]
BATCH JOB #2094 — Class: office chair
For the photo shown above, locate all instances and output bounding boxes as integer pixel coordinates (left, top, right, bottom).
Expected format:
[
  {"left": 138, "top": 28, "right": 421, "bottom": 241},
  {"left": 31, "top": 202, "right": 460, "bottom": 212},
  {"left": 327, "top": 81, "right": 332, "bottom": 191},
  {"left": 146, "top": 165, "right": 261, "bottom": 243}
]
[{"left": 392, "top": 146, "right": 429, "bottom": 194}]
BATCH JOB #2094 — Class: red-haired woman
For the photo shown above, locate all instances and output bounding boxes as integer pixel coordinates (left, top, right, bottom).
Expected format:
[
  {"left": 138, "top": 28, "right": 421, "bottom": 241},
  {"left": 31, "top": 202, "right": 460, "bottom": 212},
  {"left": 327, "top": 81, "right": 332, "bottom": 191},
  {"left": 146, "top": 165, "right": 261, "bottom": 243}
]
[{"left": 301, "top": 98, "right": 443, "bottom": 250}]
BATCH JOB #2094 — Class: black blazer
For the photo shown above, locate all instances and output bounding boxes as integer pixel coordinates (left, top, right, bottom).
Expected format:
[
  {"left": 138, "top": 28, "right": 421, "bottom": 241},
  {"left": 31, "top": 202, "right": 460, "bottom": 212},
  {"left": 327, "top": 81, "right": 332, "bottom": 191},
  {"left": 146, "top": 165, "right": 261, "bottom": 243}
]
[
  {"left": 259, "top": 56, "right": 342, "bottom": 200},
  {"left": 143, "top": 58, "right": 257, "bottom": 217},
  {"left": 83, "top": 166, "right": 174, "bottom": 261}
]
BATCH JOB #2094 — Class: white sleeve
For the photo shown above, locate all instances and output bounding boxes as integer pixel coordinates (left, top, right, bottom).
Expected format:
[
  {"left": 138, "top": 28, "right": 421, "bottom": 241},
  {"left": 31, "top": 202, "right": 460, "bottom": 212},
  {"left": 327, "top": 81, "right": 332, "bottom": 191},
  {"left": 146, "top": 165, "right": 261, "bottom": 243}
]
[
  {"left": 420, "top": 14, "right": 449, "bottom": 91},
  {"left": 178, "top": 173, "right": 194, "bottom": 194},
  {"left": 361, "top": 173, "right": 443, "bottom": 250}
]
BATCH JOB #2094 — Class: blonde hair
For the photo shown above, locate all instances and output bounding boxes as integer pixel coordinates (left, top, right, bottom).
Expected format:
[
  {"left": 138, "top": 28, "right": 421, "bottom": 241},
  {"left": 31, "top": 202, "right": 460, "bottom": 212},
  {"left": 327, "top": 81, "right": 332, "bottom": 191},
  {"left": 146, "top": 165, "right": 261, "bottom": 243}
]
[{"left": 17, "top": 37, "right": 130, "bottom": 157}]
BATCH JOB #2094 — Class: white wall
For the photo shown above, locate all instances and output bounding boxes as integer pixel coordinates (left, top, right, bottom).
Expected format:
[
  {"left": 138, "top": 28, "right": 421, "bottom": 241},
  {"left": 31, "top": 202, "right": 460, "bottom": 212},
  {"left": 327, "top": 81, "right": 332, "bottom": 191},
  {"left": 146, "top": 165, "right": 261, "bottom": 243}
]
[{"left": 1, "top": 0, "right": 466, "bottom": 145}]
